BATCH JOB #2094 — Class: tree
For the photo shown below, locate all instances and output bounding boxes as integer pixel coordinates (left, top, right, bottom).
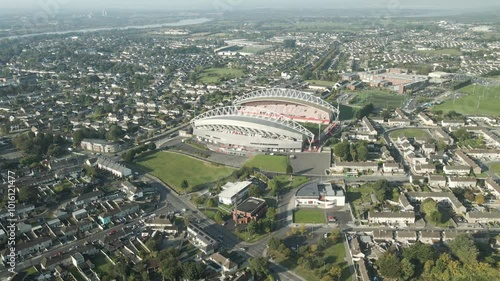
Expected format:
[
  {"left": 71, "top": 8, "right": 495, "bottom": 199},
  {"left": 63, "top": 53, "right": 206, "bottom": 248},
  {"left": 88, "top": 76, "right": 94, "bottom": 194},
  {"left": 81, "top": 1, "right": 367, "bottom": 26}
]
[
  {"left": 147, "top": 142, "right": 156, "bottom": 150},
  {"left": 206, "top": 197, "right": 218, "bottom": 207},
  {"left": 106, "top": 125, "right": 125, "bottom": 141},
  {"left": 247, "top": 219, "right": 257, "bottom": 236},
  {"left": 349, "top": 144, "right": 357, "bottom": 161},
  {"left": 248, "top": 184, "right": 261, "bottom": 197},
  {"left": 430, "top": 210, "right": 444, "bottom": 224},
  {"left": 182, "top": 261, "right": 204, "bottom": 280},
  {"left": 181, "top": 180, "right": 189, "bottom": 189},
  {"left": 286, "top": 164, "right": 293, "bottom": 180},
  {"left": 299, "top": 224, "right": 306, "bottom": 236},
  {"left": 475, "top": 194, "right": 485, "bottom": 205},
  {"left": 452, "top": 128, "right": 471, "bottom": 142},
  {"left": 329, "top": 265, "right": 342, "bottom": 281},
  {"left": 268, "top": 236, "right": 281, "bottom": 250},
  {"left": 330, "top": 228, "right": 341, "bottom": 243},
  {"left": 356, "top": 143, "right": 369, "bottom": 162},
  {"left": 377, "top": 252, "right": 402, "bottom": 280},
  {"left": 448, "top": 234, "right": 479, "bottom": 264},
  {"left": 333, "top": 141, "right": 350, "bottom": 161},
  {"left": 214, "top": 211, "right": 224, "bottom": 224},
  {"left": 268, "top": 179, "right": 283, "bottom": 196},
  {"left": 401, "top": 258, "right": 415, "bottom": 280},
  {"left": 248, "top": 257, "right": 269, "bottom": 278}
]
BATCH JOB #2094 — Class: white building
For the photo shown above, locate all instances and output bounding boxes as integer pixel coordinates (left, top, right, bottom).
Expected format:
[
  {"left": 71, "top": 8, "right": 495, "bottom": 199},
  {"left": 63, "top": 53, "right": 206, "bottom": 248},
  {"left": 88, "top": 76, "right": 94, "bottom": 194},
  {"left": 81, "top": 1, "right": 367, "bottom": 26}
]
[
  {"left": 447, "top": 177, "right": 476, "bottom": 189},
  {"left": 295, "top": 182, "right": 345, "bottom": 208},
  {"left": 218, "top": 181, "right": 253, "bottom": 205},
  {"left": 187, "top": 223, "right": 218, "bottom": 255}
]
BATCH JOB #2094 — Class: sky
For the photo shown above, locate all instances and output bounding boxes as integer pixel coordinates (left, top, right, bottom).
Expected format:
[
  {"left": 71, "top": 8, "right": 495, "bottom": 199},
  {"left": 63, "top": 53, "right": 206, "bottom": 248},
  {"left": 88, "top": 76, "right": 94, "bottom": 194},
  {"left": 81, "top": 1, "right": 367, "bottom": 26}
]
[{"left": 3, "top": 0, "right": 500, "bottom": 11}]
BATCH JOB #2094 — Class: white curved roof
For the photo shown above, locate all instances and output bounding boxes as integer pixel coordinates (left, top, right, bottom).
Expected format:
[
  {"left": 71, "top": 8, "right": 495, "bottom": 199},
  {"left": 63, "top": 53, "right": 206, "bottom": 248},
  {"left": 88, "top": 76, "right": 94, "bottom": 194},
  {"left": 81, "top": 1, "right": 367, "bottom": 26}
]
[
  {"left": 191, "top": 106, "right": 315, "bottom": 139},
  {"left": 233, "top": 88, "right": 339, "bottom": 116}
]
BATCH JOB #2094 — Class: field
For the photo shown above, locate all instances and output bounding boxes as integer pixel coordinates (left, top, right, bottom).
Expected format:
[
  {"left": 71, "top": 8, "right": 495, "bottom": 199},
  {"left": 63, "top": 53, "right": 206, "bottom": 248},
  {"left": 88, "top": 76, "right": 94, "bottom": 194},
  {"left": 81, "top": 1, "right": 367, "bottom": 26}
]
[
  {"left": 306, "top": 80, "right": 336, "bottom": 87},
  {"left": 293, "top": 209, "right": 325, "bottom": 224},
  {"left": 489, "top": 163, "right": 500, "bottom": 175},
  {"left": 433, "top": 84, "right": 500, "bottom": 116},
  {"left": 274, "top": 175, "right": 309, "bottom": 191},
  {"left": 244, "top": 155, "right": 289, "bottom": 173},
  {"left": 389, "top": 129, "right": 432, "bottom": 140},
  {"left": 199, "top": 67, "right": 245, "bottom": 84},
  {"left": 350, "top": 90, "right": 406, "bottom": 109},
  {"left": 137, "top": 151, "right": 235, "bottom": 193},
  {"left": 416, "top": 48, "right": 462, "bottom": 56}
]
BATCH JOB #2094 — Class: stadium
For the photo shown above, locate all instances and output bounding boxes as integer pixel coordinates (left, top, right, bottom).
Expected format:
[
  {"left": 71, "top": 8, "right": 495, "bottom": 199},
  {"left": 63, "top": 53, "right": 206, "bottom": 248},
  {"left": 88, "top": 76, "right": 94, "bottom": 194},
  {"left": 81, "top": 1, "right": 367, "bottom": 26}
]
[
  {"left": 233, "top": 88, "right": 339, "bottom": 124},
  {"left": 190, "top": 88, "right": 339, "bottom": 154}
]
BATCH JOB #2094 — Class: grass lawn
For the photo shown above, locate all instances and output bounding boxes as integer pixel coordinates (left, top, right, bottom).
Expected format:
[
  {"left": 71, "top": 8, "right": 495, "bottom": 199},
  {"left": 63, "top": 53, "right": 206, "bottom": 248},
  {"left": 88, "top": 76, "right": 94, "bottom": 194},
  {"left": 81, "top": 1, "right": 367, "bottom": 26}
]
[
  {"left": 69, "top": 266, "right": 87, "bottom": 281},
  {"left": 351, "top": 89, "right": 406, "bottom": 109},
  {"left": 306, "top": 80, "right": 336, "bottom": 87},
  {"left": 338, "top": 104, "right": 357, "bottom": 121},
  {"left": 417, "top": 48, "right": 462, "bottom": 56},
  {"left": 234, "top": 230, "right": 268, "bottom": 243},
  {"left": 433, "top": 84, "right": 500, "bottom": 116},
  {"left": 293, "top": 209, "right": 325, "bottom": 224},
  {"left": 277, "top": 241, "right": 351, "bottom": 281},
  {"left": 389, "top": 129, "right": 432, "bottom": 140},
  {"left": 24, "top": 266, "right": 37, "bottom": 276},
  {"left": 245, "top": 155, "right": 289, "bottom": 173},
  {"left": 92, "top": 253, "right": 113, "bottom": 274},
  {"left": 199, "top": 67, "right": 245, "bottom": 84},
  {"left": 274, "top": 175, "right": 309, "bottom": 191},
  {"left": 489, "top": 163, "right": 500, "bottom": 175},
  {"left": 137, "top": 151, "right": 235, "bottom": 193}
]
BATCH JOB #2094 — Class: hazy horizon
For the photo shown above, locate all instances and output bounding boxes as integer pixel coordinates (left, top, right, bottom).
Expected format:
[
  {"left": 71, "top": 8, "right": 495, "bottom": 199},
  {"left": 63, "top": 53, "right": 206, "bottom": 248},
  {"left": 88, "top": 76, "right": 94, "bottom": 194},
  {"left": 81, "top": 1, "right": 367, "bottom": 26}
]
[{"left": 3, "top": 0, "right": 500, "bottom": 12}]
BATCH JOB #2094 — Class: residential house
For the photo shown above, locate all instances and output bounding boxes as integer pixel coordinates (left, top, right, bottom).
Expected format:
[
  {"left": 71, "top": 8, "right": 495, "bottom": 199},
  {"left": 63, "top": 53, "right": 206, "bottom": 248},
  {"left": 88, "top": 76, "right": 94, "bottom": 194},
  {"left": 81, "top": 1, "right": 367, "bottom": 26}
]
[
  {"left": 145, "top": 216, "right": 178, "bottom": 234},
  {"left": 447, "top": 177, "right": 477, "bottom": 189},
  {"left": 209, "top": 252, "right": 238, "bottom": 274},
  {"left": 443, "top": 165, "right": 471, "bottom": 176},
  {"left": 383, "top": 162, "right": 403, "bottom": 174},
  {"left": 332, "top": 162, "right": 378, "bottom": 173},
  {"left": 368, "top": 211, "right": 415, "bottom": 225},
  {"left": 80, "top": 138, "right": 120, "bottom": 153},
  {"left": 485, "top": 178, "right": 500, "bottom": 197},
  {"left": 441, "top": 120, "right": 465, "bottom": 127},
  {"left": 92, "top": 157, "right": 132, "bottom": 177},
  {"left": 121, "top": 181, "right": 143, "bottom": 201},
  {"left": 419, "top": 231, "right": 442, "bottom": 244},
  {"left": 396, "top": 230, "right": 417, "bottom": 243},
  {"left": 418, "top": 112, "right": 435, "bottom": 126},
  {"left": 73, "top": 190, "right": 104, "bottom": 206},
  {"left": 465, "top": 212, "right": 500, "bottom": 224},
  {"left": 455, "top": 150, "right": 482, "bottom": 174},
  {"left": 428, "top": 175, "right": 447, "bottom": 188},
  {"left": 407, "top": 192, "right": 466, "bottom": 214},
  {"left": 388, "top": 118, "right": 411, "bottom": 127},
  {"left": 362, "top": 117, "right": 377, "bottom": 136},
  {"left": 399, "top": 193, "right": 414, "bottom": 211},
  {"left": 187, "top": 223, "right": 218, "bottom": 255}
]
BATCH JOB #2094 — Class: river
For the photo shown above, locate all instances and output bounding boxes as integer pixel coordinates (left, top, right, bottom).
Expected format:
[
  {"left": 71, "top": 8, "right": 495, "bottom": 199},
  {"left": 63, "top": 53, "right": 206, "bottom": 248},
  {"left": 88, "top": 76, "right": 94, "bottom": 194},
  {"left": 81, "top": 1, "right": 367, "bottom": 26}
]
[{"left": 0, "top": 18, "right": 213, "bottom": 40}]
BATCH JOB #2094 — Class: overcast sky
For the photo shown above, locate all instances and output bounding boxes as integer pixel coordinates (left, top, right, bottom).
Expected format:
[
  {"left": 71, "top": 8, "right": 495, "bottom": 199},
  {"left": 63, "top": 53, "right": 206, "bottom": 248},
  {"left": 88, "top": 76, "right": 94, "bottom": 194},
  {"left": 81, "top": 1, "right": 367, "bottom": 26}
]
[{"left": 4, "top": 0, "right": 500, "bottom": 11}]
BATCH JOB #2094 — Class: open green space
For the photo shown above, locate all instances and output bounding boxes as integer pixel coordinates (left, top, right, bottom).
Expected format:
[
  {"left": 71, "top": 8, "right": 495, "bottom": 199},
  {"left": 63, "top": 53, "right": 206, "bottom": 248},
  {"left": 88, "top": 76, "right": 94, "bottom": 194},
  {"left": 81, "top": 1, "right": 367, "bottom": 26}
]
[
  {"left": 433, "top": 84, "right": 500, "bottom": 116},
  {"left": 416, "top": 48, "right": 462, "bottom": 56},
  {"left": 274, "top": 175, "right": 309, "bottom": 191},
  {"left": 199, "top": 67, "right": 245, "bottom": 84},
  {"left": 350, "top": 90, "right": 406, "bottom": 109},
  {"left": 489, "top": 163, "right": 500, "bottom": 175},
  {"left": 293, "top": 209, "right": 325, "bottom": 224},
  {"left": 69, "top": 267, "right": 87, "bottom": 281},
  {"left": 338, "top": 104, "right": 357, "bottom": 120},
  {"left": 306, "top": 80, "right": 336, "bottom": 87},
  {"left": 244, "top": 155, "right": 289, "bottom": 173},
  {"left": 137, "top": 151, "right": 235, "bottom": 193},
  {"left": 234, "top": 230, "right": 268, "bottom": 243},
  {"left": 275, "top": 237, "right": 351, "bottom": 281},
  {"left": 389, "top": 128, "right": 432, "bottom": 140},
  {"left": 346, "top": 186, "right": 374, "bottom": 219}
]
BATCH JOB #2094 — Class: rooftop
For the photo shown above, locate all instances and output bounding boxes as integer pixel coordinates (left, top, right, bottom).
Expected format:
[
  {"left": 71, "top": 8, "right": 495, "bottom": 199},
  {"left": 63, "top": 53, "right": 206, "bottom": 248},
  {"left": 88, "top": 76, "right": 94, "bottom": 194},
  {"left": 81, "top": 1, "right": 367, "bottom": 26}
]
[{"left": 236, "top": 197, "right": 266, "bottom": 213}]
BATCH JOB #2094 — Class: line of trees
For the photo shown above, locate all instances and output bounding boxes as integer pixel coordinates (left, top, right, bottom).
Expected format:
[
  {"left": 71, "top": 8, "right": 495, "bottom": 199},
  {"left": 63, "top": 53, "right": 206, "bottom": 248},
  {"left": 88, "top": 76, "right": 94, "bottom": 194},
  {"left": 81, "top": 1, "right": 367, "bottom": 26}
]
[
  {"left": 333, "top": 141, "right": 369, "bottom": 162},
  {"left": 376, "top": 235, "right": 497, "bottom": 281}
]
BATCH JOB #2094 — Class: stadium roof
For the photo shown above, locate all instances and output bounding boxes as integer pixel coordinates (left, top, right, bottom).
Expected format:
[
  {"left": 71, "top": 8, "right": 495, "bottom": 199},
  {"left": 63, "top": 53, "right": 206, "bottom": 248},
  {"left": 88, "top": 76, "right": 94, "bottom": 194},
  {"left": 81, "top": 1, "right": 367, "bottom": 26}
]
[
  {"left": 191, "top": 106, "right": 315, "bottom": 139},
  {"left": 233, "top": 88, "right": 339, "bottom": 117}
]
